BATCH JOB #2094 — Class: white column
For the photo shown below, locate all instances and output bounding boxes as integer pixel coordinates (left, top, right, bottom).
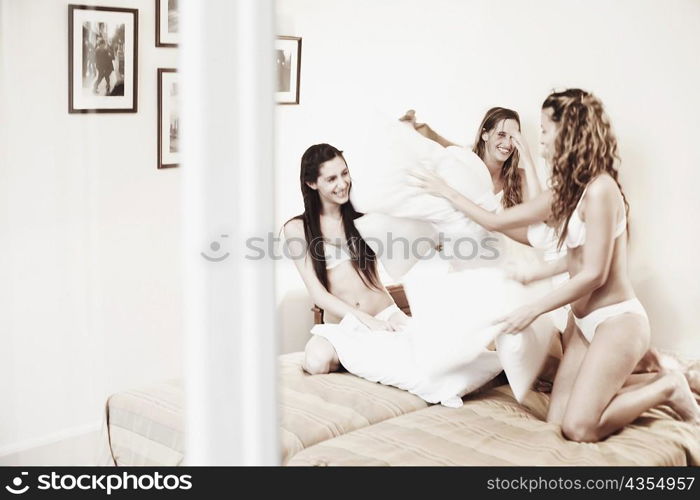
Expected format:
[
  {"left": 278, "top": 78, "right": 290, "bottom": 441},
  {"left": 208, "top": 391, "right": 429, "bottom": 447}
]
[{"left": 180, "top": 0, "right": 278, "bottom": 465}]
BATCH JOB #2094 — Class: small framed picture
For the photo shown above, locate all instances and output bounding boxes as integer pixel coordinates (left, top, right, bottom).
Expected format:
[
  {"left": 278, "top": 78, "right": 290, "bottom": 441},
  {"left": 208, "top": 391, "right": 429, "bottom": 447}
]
[
  {"left": 276, "top": 36, "right": 301, "bottom": 105},
  {"left": 68, "top": 5, "right": 138, "bottom": 113},
  {"left": 156, "top": 0, "right": 178, "bottom": 47},
  {"left": 158, "top": 69, "right": 180, "bottom": 169}
]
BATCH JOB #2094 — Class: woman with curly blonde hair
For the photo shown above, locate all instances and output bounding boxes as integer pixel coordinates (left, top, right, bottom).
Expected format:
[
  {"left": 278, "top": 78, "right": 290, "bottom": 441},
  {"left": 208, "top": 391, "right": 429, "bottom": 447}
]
[{"left": 412, "top": 89, "right": 699, "bottom": 441}]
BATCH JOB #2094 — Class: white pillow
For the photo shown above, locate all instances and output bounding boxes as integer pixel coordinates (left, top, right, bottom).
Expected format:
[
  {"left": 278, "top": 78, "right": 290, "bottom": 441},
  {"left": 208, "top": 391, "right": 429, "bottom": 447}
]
[
  {"left": 311, "top": 313, "right": 502, "bottom": 408},
  {"left": 354, "top": 213, "right": 438, "bottom": 282},
  {"left": 348, "top": 119, "right": 502, "bottom": 274},
  {"left": 495, "top": 315, "right": 556, "bottom": 402},
  {"left": 350, "top": 120, "right": 497, "bottom": 234},
  {"left": 403, "top": 267, "right": 530, "bottom": 377},
  {"left": 403, "top": 265, "right": 558, "bottom": 403}
]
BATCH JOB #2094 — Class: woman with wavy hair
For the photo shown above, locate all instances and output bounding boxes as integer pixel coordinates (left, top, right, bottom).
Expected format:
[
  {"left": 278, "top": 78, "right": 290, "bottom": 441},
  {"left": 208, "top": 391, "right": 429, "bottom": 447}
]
[
  {"left": 412, "top": 89, "right": 699, "bottom": 440},
  {"left": 284, "top": 143, "right": 409, "bottom": 374},
  {"left": 401, "top": 106, "right": 544, "bottom": 212}
]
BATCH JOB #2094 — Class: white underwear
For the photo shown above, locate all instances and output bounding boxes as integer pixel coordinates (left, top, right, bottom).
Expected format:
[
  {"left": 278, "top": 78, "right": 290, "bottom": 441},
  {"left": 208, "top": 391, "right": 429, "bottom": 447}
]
[
  {"left": 573, "top": 298, "right": 648, "bottom": 343},
  {"left": 374, "top": 303, "right": 401, "bottom": 321}
]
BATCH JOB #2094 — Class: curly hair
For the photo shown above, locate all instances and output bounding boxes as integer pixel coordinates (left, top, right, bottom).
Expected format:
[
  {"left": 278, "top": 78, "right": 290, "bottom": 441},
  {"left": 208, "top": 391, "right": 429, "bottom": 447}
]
[
  {"left": 542, "top": 89, "right": 629, "bottom": 247},
  {"left": 472, "top": 107, "right": 523, "bottom": 209}
]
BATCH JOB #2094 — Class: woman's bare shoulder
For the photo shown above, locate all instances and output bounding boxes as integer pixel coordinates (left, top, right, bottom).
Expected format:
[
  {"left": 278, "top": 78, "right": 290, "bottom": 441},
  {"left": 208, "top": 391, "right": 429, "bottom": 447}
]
[
  {"left": 586, "top": 174, "right": 620, "bottom": 199},
  {"left": 283, "top": 217, "right": 304, "bottom": 239}
]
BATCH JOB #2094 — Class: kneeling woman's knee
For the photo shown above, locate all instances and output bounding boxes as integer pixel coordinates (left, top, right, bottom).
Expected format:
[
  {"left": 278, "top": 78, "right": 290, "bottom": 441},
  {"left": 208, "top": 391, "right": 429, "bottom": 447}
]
[
  {"left": 561, "top": 416, "right": 600, "bottom": 443},
  {"left": 303, "top": 353, "right": 332, "bottom": 375},
  {"left": 546, "top": 406, "right": 565, "bottom": 427},
  {"left": 303, "top": 338, "right": 337, "bottom": 375}
]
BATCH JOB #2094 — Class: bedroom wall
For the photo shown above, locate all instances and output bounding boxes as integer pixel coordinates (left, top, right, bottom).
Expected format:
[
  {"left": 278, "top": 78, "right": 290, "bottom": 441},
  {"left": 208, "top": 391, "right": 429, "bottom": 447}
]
[
  {"left": 274, "top": 0, "right": 700, "bottom": 357},
  {"left": 0, "top": 0, "right": 182, "bottom": 458}
]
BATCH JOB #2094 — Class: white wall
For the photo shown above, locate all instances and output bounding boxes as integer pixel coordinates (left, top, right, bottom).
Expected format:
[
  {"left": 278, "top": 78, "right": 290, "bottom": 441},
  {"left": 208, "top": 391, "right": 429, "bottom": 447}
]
[
  {"left": 274, "top": 0, "right": 700, "bottom": 357},
  {"left": 0, "top": 0, "right": 182, "bottom": 456}
]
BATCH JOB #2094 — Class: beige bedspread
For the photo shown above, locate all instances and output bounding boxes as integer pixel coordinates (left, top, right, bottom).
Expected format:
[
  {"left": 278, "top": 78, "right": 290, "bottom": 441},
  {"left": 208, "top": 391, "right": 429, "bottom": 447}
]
[
  {"left": 101, "top": 379, "right": 185, "bottom": 466},
  {"left": 279, "top": 352, "right": 431, "bottom": 463},
  {"left": 101, "top": 352, "right": 429, "bottom": 465},
  {"left": 288, "top": 385, "right": 700, "bottom": 466},
  {"left": 102, "top": 352, "right": 699, "bottom": 466}
]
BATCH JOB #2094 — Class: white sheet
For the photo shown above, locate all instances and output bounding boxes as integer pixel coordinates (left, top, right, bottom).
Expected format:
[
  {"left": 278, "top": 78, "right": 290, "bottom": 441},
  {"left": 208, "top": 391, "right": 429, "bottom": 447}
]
[
  {"left": 404, "top": 267, "right": 554, "bottom": 403},
  {"left": 311, "top": 313, "right": 502, "bottom": 408}
]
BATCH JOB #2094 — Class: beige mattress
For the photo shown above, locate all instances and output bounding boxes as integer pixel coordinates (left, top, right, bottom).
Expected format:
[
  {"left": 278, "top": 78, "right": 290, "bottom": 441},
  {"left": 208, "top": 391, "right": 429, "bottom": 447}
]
[
  {"left": 288, "top": 385, "right": 700, "bottom": 466},
  {"left": 101, "top": 352, "right": 428, "bottom": 465},
  {"left": 102, "top": 352, "right": 700, "bottom": 466},
  {"left": 101, "top": 379, "right": 185, "bottom": 466},
  {"left": 279, "top": 352, "right": 429, "bottom": 462}
]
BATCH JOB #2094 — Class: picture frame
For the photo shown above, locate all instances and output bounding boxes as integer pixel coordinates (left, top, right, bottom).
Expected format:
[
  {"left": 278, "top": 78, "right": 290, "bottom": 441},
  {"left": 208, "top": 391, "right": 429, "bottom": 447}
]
[
  {"left": 156, "top": 0, "right": 179, "bottom": 47},
  {"left": 158, "top": 69, "right": 180, "bottom": 169},
  {"left": 68, "top": 5, "right": 138, "bottom": 113},
  {"left": 275, "top": 36, "right": 301, "bottom": 105}
]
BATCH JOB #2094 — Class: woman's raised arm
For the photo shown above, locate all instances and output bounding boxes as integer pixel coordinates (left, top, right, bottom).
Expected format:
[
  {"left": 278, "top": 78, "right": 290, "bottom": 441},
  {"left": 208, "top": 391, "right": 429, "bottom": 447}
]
[
  {"left": 410, "top": 168, "right": 552, "bottom": 231},
  {"left": 399, "top": 109, "right": 459, "bottom": 148}
]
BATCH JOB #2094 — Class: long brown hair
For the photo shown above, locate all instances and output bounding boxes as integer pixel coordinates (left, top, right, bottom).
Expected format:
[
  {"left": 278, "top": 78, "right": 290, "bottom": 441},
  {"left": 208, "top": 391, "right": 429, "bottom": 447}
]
[
  {"left": 542, "top": 89, "right": 629, "bottom": 247},
  {"left": 472, "top": 107, "right": 523, "bottom": 208},
  {"left": 287, "top": 143, "right": 381, "bottom": 291}
]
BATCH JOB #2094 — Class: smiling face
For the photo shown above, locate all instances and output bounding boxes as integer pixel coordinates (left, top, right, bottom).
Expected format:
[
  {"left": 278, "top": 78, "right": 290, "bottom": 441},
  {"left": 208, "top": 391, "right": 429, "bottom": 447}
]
[
  {"left": 481, "top": 118, "right": 519, "bottom": 165},
  {"left": 539, "top": 108, "right": 558, "bottom": 163},
  {"left": 307, "top": 155, "right": 351, "bottom": 206}
]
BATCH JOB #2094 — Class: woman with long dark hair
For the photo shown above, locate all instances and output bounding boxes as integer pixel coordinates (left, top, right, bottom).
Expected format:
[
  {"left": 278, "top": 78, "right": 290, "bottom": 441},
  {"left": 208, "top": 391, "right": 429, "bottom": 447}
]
[
  {"left": 284, "top": 143, "right": 408, "bottom": 375},
  {"left": 411, "top": 89, "right": 699, "bottom": 440}
]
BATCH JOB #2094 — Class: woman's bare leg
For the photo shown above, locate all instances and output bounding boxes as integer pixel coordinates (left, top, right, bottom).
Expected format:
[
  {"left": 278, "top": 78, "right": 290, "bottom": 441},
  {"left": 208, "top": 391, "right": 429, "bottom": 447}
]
[
  {"left": 602, "top": 371, "right": 699, "bottom": 423},
  {"left": 687, "top": 369, "right": 700, "bottom": 401},
  {"left": 617, "top": 372, "right": 661, "bottom": 393},
  {"left": 540, "top": 323, "right": 652, "bottom": 395},
  {"left": 303, "top": 336, "right": 340, "bottom": 374},
  {"left": 611, "top": 346, "right": 699, "bottom": 415},
  {"left": 640, "top": 349, "right": 700, "bottom": 395},
  {"left": 534, "top": 326, "right": 564, "bottom": 392},
  {"left": 561, "top": 313, "right": 700, "bottom": 442},
  {"left": 547, "top": 315, "right": 587, "bottom": 425}
]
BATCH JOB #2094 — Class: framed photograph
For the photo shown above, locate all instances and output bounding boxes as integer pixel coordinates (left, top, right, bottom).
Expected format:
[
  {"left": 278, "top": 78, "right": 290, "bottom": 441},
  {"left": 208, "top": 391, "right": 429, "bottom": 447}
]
[
  {"left": 276, "top": 36, "right": 301, "bottom": 105},
  {"left": 68, "top": 5, "right": 138, "bottom": 113},
  {"left": 156, "top": 0, "right": 178, "bottom": 47},
  {"left": 158, "top": 69, "right": 180, "bottom": 169}
]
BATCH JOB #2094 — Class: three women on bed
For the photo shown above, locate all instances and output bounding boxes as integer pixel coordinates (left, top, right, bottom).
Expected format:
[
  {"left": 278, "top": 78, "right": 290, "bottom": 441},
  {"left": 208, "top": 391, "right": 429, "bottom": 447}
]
[
  {"left": 284, "top": 106, "right": 536, "bottom": 375},
  {"left": 411, "top": 88, "right": 700, "bottom": 441}
]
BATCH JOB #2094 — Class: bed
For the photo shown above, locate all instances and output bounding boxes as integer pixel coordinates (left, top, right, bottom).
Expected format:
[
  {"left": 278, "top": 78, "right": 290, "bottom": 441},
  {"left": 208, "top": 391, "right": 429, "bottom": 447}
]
[
  {"left": 100, "top": 350, "right": 699, "bottom": 466},
  {"left": 100, "top": 286, "right": 700, "bottom": 466}
]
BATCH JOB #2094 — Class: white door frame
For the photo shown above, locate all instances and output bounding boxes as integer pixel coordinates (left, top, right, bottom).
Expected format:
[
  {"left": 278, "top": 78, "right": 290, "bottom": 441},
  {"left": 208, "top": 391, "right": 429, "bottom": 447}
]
[{"left": 180, "top": 0, "right": 278, "bottom": 465}]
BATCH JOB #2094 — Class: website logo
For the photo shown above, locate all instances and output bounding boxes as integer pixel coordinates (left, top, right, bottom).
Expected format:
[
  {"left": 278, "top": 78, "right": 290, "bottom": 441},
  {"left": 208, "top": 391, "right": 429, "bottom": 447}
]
[
  {"left": 201, "top": 234, "right": 230, "bottom": 262},
  {"left": 5, "top": 472, "right": 29, "bottom": 495}
]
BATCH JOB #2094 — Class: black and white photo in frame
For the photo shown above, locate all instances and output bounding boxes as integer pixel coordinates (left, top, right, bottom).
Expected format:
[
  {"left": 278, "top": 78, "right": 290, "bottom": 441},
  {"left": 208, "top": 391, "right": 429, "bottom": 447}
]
[
  {"left": 156, "top": 0, "right": 178, "bottom": 47},
  {"left": 158, "top": 69, "right": 179, "bottom": 169},
  {"left": 68, "top": 5, "right": 138, "bottom": 113},
  {"left": 276, "top": 36, "right": 301, "bottom": 105}
]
